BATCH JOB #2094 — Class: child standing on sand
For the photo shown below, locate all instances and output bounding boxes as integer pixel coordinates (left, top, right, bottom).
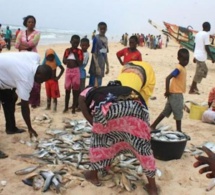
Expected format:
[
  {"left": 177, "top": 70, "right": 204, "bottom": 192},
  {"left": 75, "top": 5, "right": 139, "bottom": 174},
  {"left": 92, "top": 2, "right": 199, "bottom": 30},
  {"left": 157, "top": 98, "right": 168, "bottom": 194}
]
[
  {"left": 42, "top": 49, "right": 64, "bottom": 112},
  {"left": 80, "top": 38, "right": 90, "bottom": 92},
  {"left": 116, "top": 35, "right": 142, "bottom": 65},
  {"left": 63, "top": 35, "right": 83, "bottom": 114},
  {"left": 151, "top": 48, "right": 189, "bottom": 132},
  {"left": 89, "top": 22, "right": 109, "bottom": 87}
]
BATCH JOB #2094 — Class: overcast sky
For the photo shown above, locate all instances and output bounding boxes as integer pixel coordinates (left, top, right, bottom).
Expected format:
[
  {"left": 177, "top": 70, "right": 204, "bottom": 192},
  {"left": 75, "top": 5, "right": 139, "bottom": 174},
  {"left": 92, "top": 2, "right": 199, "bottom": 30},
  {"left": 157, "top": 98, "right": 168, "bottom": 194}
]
[{"left": 0, "top": 0, "right": 215, "bottom": 35}]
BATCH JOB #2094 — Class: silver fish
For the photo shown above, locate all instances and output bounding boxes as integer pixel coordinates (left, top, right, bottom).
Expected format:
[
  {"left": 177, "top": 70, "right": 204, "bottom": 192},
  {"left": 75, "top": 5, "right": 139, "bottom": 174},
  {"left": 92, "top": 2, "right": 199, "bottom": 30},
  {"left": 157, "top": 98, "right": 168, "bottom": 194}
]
[
  {"left": 51, "top": 175, "right": 61, "bottom": 194},
  {"left": 74, "top": 124, "right": 86, "bottom": 132},
  {"left": 40, "top": 170, "right": 55, "bottom": 192},
  {"left": 77, "top": 152, "right": 83, "bottom": 168},
  {"left": 70, "top": 120, "right": 78, "bottom": 126},
  {"left": 72, "top": 142, "right": 84, "bottom": 151},
  {"left": 15, "top": 165, "right": 40, "bottom": 175}
]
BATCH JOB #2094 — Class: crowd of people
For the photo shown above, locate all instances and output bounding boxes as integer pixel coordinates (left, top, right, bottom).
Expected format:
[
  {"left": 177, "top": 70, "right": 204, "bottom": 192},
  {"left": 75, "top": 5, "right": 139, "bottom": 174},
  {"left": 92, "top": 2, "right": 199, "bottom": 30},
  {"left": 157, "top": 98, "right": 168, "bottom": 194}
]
[
  {"left": 120, "top": 33, "right": 164, "bottom": 49},
  {"left": 0, "top": 16, "right": 215, "bottom": 195}
]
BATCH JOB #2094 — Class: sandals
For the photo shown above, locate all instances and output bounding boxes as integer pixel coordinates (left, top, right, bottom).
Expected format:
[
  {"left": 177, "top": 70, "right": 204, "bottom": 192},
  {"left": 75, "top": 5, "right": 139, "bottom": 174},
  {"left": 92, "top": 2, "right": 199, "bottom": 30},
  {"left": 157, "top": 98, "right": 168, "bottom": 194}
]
[
  {"left": 0, "top": 151, "right": 8, "bottom": 159},
  {"left": 189, "top": 90, "right": 200, "bottom": 95}
]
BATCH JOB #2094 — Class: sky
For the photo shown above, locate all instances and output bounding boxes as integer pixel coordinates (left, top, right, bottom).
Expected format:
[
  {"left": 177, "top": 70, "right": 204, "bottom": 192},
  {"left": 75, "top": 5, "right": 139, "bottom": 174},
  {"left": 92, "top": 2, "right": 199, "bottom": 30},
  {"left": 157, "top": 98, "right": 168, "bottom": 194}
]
[{"left": 0, "top": 0, "right": 215, "bottom": 36}]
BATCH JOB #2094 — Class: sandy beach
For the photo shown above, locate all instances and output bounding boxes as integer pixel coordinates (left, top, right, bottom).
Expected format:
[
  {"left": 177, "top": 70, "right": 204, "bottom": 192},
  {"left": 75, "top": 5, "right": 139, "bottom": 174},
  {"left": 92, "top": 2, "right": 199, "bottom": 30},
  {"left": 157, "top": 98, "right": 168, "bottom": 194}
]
[{"left": 0, "top": 40, "right": 215, "bottom": 195}]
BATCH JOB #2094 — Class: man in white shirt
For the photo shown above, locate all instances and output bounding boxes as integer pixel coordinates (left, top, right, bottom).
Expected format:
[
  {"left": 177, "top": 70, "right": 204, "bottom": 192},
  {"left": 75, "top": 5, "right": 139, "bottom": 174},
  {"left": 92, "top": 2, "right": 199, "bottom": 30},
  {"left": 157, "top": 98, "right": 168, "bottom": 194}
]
[
  {"left": 0, "top": 52, "right": 52, "bottom": 158},
  {"left": 189, "top": 22, "right": 214, "bottom": 94}
]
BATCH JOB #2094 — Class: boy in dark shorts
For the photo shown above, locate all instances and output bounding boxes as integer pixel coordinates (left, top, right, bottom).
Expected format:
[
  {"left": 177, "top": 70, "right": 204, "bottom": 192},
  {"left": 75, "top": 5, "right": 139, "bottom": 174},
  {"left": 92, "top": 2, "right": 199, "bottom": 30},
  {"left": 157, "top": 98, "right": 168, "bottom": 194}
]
[
  {"left": 63, "top": 35, "right": 83, "bottom": 114},
  {"left": 151, "top": 48, "right": 189, "bottom": 132},
  {"left": 89, "top": 22, "right": 109, "bottom": 87},
  {"left": 43, "top": 49, "right": 64, "bottom": 112}
]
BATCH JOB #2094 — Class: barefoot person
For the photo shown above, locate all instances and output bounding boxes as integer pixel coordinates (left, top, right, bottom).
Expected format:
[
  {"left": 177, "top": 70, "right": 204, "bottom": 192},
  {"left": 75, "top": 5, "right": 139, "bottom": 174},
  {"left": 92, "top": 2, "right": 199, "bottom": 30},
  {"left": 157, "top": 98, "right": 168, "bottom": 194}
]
[
  {"left": 42, "top": 49, "right": 64, "bottom": 112},
  {"left": 0, "top": 52, "right": 52, "bottom": 138},
  {"left": 151, "top": 48, "right": 189, "bottom": 132},
  {"left": 62, "top": 35, "right": 83, "bottom": 114},
  {"left": 189, "top": 22, "right": 215, "bottom": 94},
  {"left": 89, "top": 22, "right": 109, "bottom": 87},
  {"left": 79, "top": 81, "right": 158, "bottom": 195}
]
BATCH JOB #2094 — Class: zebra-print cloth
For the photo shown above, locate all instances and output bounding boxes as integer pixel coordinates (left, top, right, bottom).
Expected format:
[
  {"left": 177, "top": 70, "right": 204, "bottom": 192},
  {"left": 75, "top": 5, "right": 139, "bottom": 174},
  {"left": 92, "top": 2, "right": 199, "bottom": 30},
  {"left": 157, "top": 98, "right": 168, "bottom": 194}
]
[
  {"left": 93, "top": 100, "right": 149, "bottom": 125},
  {"left": 89, "top": 100, "right": 156, "bottom": 178},
  {"left": 91, "top": 131, "right": 152, "bottom": 156}
]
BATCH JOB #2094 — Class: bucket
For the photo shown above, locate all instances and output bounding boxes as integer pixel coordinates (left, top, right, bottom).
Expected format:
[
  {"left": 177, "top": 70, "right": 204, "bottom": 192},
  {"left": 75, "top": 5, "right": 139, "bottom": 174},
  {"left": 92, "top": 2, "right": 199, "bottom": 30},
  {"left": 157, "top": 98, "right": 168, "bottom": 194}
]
[
  {"left": 189, "top": 103, "right": 207, "bottom": 120},
  {"left": 151, "top": 139, "right": 187, "bottom": 161}
]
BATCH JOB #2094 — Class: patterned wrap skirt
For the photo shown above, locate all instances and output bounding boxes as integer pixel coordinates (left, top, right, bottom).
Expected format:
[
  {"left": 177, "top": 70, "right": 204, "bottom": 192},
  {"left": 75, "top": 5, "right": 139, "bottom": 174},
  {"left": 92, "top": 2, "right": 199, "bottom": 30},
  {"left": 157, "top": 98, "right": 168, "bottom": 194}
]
[{"left": 89, "top": 100, "right": 156, "bottom": 178}]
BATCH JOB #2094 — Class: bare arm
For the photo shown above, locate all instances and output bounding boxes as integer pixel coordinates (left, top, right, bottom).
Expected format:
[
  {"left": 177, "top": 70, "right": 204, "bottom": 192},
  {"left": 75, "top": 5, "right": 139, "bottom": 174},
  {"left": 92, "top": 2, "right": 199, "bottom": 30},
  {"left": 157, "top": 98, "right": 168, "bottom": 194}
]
[
  {"left": 117, "top": 55, "right": 123, "bottom": 65},
  {"left": 56, "top": 65, "right": 65, "bottom": 80},
  {"left": 74, "top": 52, "right": 83, "bottom": 66},
  {"left": 79, "top": 95, "right": 93, "bottom": 125},
  {"left": 105, "top": 55, "right": 109, "bottom": 74},
  {"left": 21, "top": 100, "right": 38, "bottom": 138},
  {"left": 165, "top": 73, "right": 174, "bottom": 97},
  {"left": 63, "top": 58, "right": 67, "bottom": 65}
]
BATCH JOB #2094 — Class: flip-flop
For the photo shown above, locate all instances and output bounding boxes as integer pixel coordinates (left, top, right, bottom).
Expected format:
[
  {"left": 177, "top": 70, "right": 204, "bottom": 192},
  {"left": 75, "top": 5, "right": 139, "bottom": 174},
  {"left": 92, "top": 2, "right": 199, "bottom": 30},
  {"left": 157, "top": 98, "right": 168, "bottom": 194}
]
[
  {"left": 189, "top": 91, "right": 200, "bottom": 95},
  {"left": 0, "top": 151, "right": 8, "bottom": 159}
]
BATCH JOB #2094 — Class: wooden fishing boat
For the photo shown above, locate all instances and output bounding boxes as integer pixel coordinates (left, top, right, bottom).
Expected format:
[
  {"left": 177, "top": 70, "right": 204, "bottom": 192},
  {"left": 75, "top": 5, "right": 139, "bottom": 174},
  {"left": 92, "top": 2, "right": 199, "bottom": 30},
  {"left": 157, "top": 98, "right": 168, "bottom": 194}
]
[
  {"left": 148, "top": 19, "right": 215, "bottom": 59},
  {"left": 163, "top": 21, "right": 215, "bottom": 60}
]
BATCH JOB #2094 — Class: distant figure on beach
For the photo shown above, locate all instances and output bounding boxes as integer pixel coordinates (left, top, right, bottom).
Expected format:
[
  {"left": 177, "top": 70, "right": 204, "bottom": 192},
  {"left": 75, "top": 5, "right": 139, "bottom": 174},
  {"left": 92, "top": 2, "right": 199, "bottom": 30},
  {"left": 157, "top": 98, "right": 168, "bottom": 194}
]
[
  {"left": 15, "top": 28, "right": 21, "bottom": 38},
  {"left": 92, "top": 30, "right": 96, "bottom": 40},
  {"left": 139, "top": 34, "right": 144, "bottom": 47},
  {"left": 0, "top": 52, "right": 52, "bottom": 141},
  {"left": 146, "top": 34, "right": 150, "bottom": 48},
  {"left": 166, "top": 35, "right": 169, "bottom": 47},
  {"left": 189, "top": 22, "right": 215, "bottom": 94},
  {"left": 151, "top": 48, "right": 189, "bottom": 132},
  {"left": 116, "top": 35, "right": 142, "bottom": 65},
  {"left": 4, "top": 26, "right": 12, "bottom": 50},
  {"left": 15, "top": 15, "right": 41, "bottom": 108},
  {"left": 89, "top": 22, "right": 109, "bottom": 87},
  {"left": 79, "top": 38, "right": 90, "bottom": 92},
  {"left": 124, "top": 33, "right": 128, "bottom": 46},
  {"left": 0, "top": 27, "right": 6, "bottom": 53},
  {"left": 158, "top": 35, "right": 162, "bottom": 49},
  {"left": 63, "top": 35, "right": 83, "bottom": 114},
  {"left": 120, "top": 34, "right": 124, "bottom": 45},
  {"left": 42, "top": 49, "right": 64, "bottom": 112},
  {"left": 79, "top": 81, "right": 158, "bottom": 195}
]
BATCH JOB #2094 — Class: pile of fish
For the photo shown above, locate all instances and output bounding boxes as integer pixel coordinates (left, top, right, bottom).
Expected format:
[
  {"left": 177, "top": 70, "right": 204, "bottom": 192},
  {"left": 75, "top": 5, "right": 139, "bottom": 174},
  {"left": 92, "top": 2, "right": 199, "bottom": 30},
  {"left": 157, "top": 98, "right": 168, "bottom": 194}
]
[
  {"left": 184, "top": 142, "right": 215, "bottom": 191},
  {"left": 151, "top": 126, "right": 189, "bottom": 142},
  {"left": 16, "top": 118, "right": 161, "bottom": 193},
  {"left": 185, "top": 142, "right": 215, "bottom": 156}
]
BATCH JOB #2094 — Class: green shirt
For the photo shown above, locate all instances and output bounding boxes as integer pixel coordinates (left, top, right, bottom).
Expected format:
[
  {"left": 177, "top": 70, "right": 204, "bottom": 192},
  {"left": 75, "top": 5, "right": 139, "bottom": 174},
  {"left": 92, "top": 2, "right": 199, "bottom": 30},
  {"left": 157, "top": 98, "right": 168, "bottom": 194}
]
[{"left": 5, "top": 29, "right": 12, "bottom": 39}]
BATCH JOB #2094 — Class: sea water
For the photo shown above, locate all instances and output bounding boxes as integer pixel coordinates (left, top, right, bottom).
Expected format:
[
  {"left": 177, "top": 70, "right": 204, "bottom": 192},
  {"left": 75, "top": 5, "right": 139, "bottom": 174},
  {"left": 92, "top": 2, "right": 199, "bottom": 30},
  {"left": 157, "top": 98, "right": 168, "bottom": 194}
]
[{"left": 0, "top": 24, "right": 119, "bottom": 45}]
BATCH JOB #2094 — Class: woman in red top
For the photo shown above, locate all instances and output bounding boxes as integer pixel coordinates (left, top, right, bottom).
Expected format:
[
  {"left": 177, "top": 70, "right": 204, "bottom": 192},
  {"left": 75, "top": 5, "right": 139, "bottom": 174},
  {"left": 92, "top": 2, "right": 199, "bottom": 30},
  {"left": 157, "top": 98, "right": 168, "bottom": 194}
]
[{"left": 116, "top": 35, "right": 142, "bottom": 65}]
